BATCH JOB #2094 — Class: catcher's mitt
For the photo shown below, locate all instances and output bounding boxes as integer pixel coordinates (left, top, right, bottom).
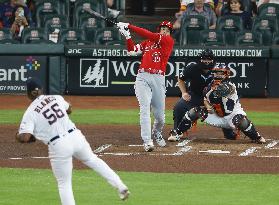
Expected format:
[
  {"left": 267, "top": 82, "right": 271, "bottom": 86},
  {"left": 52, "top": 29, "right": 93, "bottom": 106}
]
[{"left": 212, "top": 82, "right": 235, "bottom": 98}]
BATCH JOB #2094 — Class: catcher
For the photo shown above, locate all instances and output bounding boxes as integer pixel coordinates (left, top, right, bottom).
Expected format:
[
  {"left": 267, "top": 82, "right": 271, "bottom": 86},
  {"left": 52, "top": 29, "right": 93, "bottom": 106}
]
[{"left": 171, "top": 65, "right": 266, "bottom": 144}]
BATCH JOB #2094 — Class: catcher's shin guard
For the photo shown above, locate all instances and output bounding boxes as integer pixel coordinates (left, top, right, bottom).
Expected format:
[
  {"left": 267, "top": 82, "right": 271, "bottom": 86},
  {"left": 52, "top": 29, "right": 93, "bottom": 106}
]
[
  {"left": 232, "top": 114, "right": 264, "bottom": 142},
  {"left": 176, "top": 107, "right": 203, "bottom": 134},
  {"left": 176, "top": 114, "right": 192, "bottom": 135}
]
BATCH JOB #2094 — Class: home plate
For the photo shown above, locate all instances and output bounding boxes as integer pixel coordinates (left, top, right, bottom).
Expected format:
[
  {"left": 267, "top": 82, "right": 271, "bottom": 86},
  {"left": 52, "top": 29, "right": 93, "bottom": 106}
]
[{"left": 199, "top": 150, "right": 230, "bottom": 154}]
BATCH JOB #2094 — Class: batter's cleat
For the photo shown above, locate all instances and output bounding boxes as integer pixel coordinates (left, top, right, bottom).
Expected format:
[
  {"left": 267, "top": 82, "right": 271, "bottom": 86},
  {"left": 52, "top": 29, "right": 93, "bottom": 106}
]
[
  {"left": 152, "top": 132, "right": 166, "bottom": 147},
  {"left": 167, "top": 130, "right": 181, "bottom": 142},
  {"left": 119, "top": 189, "right": 130, "bottom": 200},
  {"left": 143, "top": 141, "right": 154, "bottom": 152}
]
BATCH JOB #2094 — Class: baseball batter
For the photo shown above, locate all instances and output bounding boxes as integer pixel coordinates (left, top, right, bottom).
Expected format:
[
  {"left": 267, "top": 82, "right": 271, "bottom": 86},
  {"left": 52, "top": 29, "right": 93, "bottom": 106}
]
[
  {"left": 117, "top": 21, "right": 174, "bottom": 152},
  {"left": 16, "top": 78, "right": 130, "bottom": 205},
  {"left": 172, "top": 66, "right": 266, "bottom": 143}
]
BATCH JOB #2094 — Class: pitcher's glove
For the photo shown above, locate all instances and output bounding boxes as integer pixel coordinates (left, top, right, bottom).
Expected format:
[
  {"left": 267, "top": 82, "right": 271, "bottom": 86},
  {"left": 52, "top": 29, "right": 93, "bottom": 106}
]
[{"left": 212, "top": 82, "right": 234, "bottom": 98}]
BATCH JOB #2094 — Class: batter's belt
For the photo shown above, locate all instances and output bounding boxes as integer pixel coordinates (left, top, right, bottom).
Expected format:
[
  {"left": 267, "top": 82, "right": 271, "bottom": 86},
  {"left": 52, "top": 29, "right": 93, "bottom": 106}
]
[
  {"left": 138, "top": 68, "right": 165, "bottom": 75},
  {"left": 48, "top": 128, "right": 76, "bottom": 145}
]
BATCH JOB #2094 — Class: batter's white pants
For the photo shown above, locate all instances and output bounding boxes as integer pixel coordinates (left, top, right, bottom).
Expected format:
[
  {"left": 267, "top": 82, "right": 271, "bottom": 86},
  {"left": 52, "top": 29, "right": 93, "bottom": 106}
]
[
  {"left": 48, "top": 129, "right": 127, "bottom": 205},
  {"left": 135, "top": 72, "right": 166, "bottom": 143}
]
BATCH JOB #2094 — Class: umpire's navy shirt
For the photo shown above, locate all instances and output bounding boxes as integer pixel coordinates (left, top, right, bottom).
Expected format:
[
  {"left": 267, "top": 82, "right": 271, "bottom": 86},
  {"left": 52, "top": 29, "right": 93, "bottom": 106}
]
[{"left": 178, "top": 63, "right": 213, "bottom": 98}]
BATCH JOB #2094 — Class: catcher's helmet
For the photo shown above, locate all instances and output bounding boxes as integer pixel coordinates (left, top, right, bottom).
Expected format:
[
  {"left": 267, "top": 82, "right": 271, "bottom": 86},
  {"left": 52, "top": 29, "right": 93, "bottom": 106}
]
[
  {"left": 199, "top": 49, "right": 215, "bottom": 69},
  {"left": 158, "top": 21, "right": 173, "bottom": 32},
  {"left": 211, "top": 66, "right": 231, "bottom": 81}
]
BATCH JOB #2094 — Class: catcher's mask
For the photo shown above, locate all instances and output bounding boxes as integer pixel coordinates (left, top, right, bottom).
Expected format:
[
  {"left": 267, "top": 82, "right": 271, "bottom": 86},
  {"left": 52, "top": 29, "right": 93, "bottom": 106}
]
[
  {"left": 158, "top": 21, "right": 173, "bottom": 33},
  {"left": 212, "top": 66, "right": 231, "bottom": 81},
  {"left": 199, "top": 49, "right": 215, "bottom": 69}
]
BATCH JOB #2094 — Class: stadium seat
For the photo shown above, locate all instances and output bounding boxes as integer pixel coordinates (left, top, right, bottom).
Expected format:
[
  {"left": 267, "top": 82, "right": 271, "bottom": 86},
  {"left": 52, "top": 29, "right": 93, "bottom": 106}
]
[
  {"left": 77, "top": 13, "right": 106, "bottom": 42},
  {"left": 200, "top": 29, "right": 225, "bottom": 46},
  {"left": 94, "top": 27, "right": 123, "bottom": 45},
  {"left": 21, "top": 28, "right": 48, "bottom": 43},
  {"left": 44, "top": 14, "right": 69, "bottom": 34},
  {"left": 0, "top": 28, "right": 13, "bottom": 40},
  {"left": 258, "top": 3, "right": 279, "bottom": 18},
  {"left": 73, "top": 0, "right": 108, "bottom": 27},
  {"left": 217, "top": 15, "right": 243, "bottom": 46},
  {"left": 236, "top": 30, "right": 263, "bottom": 47},
  {"left": 180, "top": 15, "right": 209, "bottom": 46},
  {"left": 58, "top": 0, "right": 70, "bottom": 16},
  {"left": 272, "top": 32, "right": 279, "bottom": 45},
  {"left": 59, "top": 28, "right": 91, "bottom": 45},
  {"left": 252, "top": 16, "right": 278, "bottom": 46},
  {"left": 0, "top": 39, "right": 20, "bottom": 44},
  {"left": 35, "top": 0, "right": 61, "bottom": 27}
]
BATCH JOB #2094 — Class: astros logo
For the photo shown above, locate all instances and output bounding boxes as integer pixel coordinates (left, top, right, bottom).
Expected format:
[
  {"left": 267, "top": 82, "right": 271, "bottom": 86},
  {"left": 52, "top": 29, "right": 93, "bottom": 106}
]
[{"left": 25, "top": 56, "right": 41, "bottom": 71}]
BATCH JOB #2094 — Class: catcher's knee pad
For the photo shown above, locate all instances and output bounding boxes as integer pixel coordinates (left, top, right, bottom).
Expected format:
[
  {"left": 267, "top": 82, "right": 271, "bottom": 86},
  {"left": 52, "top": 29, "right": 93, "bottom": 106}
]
[
  {"left": 232, "top": 114, "right": 249, "bottom": 130},
  {"left": 187, "top": 107, "right": 208, "bottom": 121}
]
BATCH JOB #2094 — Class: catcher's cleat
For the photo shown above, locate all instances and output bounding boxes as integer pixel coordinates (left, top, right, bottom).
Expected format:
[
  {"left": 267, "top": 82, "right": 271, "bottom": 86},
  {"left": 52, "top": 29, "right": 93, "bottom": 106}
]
[
  {"left": 167, "top": 130, "right": 181, "bottom": 142},
  {"left": 222, "top": 128, "right": 238, "bottom": 140},
  {"left": 143, "top": 141, "right": 154, "bottom": 152},
  {"left": 152, "top": 132, "right": 166, "bottom": 147},
  {"left": 119, "top": 189, "right": 130, "bottom": 200},
  {"left": 255, "top": 136, "right": 266, "bottom": 144}
]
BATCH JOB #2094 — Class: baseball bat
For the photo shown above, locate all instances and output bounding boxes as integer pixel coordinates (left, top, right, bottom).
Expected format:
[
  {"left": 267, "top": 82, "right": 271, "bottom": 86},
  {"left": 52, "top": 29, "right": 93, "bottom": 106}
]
[{"left": 83, "top": 7, "right": 117, "bottom": 25}]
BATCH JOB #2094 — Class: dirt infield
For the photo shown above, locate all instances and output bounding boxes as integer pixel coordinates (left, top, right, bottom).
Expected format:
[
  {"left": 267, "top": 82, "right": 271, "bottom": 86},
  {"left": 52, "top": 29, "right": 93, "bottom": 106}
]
[{"left": 1, "top": 95, "right": 279, "bottom": 173}]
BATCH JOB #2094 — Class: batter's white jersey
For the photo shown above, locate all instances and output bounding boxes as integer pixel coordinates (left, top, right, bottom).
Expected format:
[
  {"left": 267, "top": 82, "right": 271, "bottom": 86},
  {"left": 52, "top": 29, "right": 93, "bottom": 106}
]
[
  {"left": 19, "top": 95, "right": 76, "bottom": 144},
  {"left": 204, "top": 82, "right": 246, "bottom": 129}
]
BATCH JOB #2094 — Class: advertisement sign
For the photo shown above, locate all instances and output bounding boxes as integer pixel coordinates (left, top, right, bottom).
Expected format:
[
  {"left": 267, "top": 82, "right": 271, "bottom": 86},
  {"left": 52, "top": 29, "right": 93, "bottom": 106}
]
[
  {"left": 67, "top": 56, "right": 267, "bottom": 97},
  {"left": 0, "top": 56, "right": 47, "bottom": 94}
]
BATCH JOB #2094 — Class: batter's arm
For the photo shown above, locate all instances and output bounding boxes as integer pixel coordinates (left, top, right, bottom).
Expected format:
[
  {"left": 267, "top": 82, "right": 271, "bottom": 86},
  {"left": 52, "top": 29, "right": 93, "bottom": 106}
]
[{"left": 128, "top": 24, "right": 160, "bottom": 42}]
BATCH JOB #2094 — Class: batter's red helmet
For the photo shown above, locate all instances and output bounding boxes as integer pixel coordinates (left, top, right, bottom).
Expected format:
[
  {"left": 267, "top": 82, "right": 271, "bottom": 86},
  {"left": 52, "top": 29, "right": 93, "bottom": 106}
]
[{"left": 158, "top": 21, "right": 173, "bottom": 32}]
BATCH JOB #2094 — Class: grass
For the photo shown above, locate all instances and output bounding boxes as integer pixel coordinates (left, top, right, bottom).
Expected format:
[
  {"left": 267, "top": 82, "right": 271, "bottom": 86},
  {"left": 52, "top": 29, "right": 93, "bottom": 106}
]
[
  {"left": 0, "top": 168, "right": 279, "bottom": 205},
  {"left": 1, "top": 109, "right": 279, "bottom": 126}
]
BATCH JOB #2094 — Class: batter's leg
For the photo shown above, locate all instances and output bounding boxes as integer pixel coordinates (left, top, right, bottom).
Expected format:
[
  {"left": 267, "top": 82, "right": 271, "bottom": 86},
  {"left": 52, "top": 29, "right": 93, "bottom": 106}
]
[
  {"left": 151, "top": 75, "right": 166, "bottom": 146},
  {"left": 135, "top": 74, "right": 153, "bottom": 144}
]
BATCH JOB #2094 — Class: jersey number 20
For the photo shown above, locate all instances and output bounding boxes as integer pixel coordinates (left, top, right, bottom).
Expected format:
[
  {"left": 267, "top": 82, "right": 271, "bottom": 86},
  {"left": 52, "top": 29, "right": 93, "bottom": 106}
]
[{"left": 42, "top": 103, "right": 65, "bottom": 125}]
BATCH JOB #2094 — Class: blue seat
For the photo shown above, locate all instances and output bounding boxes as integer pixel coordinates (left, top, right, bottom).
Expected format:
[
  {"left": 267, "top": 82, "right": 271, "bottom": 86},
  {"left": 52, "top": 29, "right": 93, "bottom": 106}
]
[
  {"left": 217, "top": 15, "right": 243, "bottom": 46},
  {"left": 252, "top": 16, "right": 278, "bottom": 46},
  {"left": 180, "top": 15, "right": 209, "bottom": 46},
  {"left": 94, "top": 27, "right": 123, "bottom": 45}
]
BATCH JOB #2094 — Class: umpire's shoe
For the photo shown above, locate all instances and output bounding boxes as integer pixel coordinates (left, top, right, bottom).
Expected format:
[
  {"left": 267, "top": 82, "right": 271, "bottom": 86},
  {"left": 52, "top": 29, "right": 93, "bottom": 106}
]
[
  {"left": 152, "top": 131, "right": 166, "bottom": 147},
  {"left": 167, "top": 130, "right": 181, "bottom": 142}
]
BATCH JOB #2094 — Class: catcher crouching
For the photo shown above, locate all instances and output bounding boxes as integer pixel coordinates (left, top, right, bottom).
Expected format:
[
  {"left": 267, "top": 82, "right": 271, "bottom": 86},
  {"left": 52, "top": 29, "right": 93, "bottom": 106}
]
[{"left": 171, "top": 65, "right": 266, "bottom": 144}]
